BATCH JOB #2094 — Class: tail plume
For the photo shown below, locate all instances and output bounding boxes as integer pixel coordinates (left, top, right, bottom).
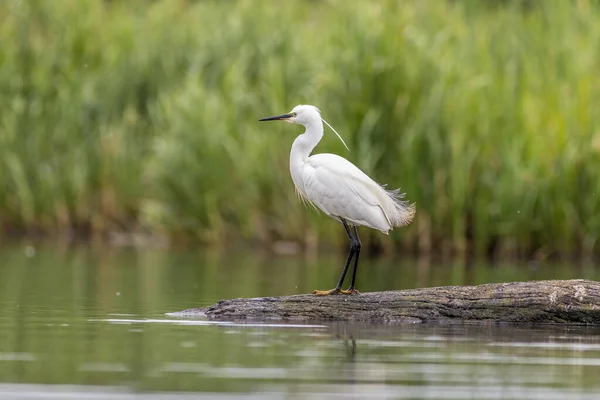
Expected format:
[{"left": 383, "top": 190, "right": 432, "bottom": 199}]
[{"left": 386, "top": 188, "right": 416, "bottom": 227}]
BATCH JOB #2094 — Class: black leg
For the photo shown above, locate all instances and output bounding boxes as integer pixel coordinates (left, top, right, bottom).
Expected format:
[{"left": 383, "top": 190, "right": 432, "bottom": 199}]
[
  {"left": 312, "top": 218, "right": 358, "bottom": 296},
  {"left": 347, "top": 225, "right": 361, "bottom": 292},
  {"left": 333, "top": 219, "right": 356, "bottom": 289}
]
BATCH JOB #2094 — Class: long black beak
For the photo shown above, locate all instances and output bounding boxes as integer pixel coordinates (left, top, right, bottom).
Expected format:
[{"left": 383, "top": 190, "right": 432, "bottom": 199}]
[{"left": 258, "top": 113, "right": 293, "bottom": 122}]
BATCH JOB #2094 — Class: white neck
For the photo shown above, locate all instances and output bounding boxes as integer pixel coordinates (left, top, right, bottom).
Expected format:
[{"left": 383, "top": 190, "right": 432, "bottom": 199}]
[{"left": 289, "top": 119, "right": 323, "bottom": 189}]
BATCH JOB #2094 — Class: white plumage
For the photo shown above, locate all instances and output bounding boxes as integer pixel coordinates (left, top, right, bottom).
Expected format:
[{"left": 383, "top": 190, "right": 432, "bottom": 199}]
[
  {"left": 299, "top": 153, "right": 414, "bottom": 233},
  {"left": 259, "top": 104, "right": 415, "bottom": 295}
]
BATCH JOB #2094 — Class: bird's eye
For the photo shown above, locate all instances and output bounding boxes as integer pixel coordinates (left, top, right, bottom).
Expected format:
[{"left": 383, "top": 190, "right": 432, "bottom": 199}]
[{"left": 292, "top": 112, "right": 297, "bottom": 117}]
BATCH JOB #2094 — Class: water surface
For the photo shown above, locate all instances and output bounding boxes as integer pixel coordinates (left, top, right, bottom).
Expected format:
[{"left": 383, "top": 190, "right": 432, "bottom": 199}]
[{"left": 0, "top": 243, "right": 599, "bottom": 399}]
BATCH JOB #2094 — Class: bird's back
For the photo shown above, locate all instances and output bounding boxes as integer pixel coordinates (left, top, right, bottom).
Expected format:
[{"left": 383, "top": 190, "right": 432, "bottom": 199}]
[{"left": 297, "top": 153, "right": 415, "bottom": 233}]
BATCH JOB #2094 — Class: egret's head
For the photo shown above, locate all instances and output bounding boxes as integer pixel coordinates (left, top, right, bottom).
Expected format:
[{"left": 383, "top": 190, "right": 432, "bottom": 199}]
[
  {"left": 259, "top": 104, "right": 350, "bottom": 150},
  {"left": 259, "top": 104, "right": 321, "bottom": 126}
]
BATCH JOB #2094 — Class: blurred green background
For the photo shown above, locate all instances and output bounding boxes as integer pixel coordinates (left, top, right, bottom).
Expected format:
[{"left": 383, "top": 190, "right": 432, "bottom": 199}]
[{"left": 1, "top": 0, "right": 599, "bottom": 259}]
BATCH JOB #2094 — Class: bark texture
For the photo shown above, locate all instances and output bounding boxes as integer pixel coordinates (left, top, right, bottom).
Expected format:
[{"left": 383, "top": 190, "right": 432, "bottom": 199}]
[{"left": 172, "top": 279, "right": 600, "bottom": 324}]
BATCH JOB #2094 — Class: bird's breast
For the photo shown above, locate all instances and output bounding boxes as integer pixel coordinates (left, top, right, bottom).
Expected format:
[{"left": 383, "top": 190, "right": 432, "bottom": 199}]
[{"left": 289, "top": 157, "right": 308, "bottom": 192}]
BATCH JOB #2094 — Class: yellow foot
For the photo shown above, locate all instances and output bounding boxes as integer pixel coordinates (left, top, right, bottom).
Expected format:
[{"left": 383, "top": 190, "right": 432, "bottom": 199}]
[{"left": 312, "top": 288, "right": 358, "bottom": 296}]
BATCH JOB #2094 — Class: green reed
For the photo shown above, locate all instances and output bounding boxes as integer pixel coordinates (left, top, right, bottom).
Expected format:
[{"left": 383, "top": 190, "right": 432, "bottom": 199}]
[{"left": 1, "top": 0, "right": 599, "bottom": 257}]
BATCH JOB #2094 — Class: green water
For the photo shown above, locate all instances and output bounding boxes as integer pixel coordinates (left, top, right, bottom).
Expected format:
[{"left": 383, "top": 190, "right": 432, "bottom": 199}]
[{"left": 0, "top": 243, "right": 599, "bottom": 399}]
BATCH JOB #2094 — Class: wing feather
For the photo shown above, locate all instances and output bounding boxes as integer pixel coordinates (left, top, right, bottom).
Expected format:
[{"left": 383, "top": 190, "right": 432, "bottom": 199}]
[{"left": 299, "top": 153, "right": 414, "bottom": 232}]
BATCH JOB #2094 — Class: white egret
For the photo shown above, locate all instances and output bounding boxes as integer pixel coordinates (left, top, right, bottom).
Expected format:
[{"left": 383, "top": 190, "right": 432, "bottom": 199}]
[{"left": 259, "top": 105, "right": 415, "bottom": 295}]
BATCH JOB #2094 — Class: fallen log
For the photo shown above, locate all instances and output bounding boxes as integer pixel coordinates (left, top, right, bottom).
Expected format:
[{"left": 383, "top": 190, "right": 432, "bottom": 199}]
[{"left": 171, "top": 279, "right": 600, "bottom": 324}]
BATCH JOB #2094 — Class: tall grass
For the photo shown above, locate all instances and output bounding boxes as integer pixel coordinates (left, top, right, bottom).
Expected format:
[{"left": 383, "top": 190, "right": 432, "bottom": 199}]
[{"left": 1, "top": 0, "right": 599, "bottom": 257}]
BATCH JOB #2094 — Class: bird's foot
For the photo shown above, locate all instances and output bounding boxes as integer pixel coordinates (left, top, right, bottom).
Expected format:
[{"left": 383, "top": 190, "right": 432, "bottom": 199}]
[
  {"left": 312, "top": 288, "right": 344, "bottom": 296},
  {"left": 344, "top": 287, "right": 360, "bottom": 295},
  {"left": 312, "top": 288, "right": 358, "bottom": 296}
]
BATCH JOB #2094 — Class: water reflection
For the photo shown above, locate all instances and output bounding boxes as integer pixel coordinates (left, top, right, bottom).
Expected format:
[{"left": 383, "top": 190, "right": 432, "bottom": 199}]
[{"left": 0, "top": 243, "right": 599, "bottom": 398}]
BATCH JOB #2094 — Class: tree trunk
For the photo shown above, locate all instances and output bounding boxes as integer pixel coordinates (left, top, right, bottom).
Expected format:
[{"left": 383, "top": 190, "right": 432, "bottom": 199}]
[{"left": 172, "top": 279, "right": 600, "bottom": 324}]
